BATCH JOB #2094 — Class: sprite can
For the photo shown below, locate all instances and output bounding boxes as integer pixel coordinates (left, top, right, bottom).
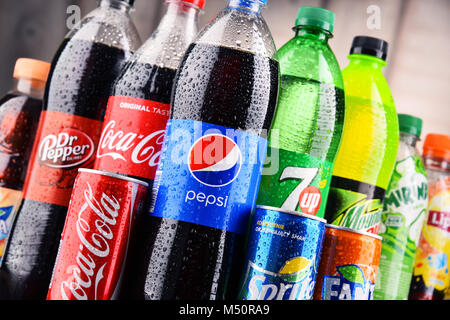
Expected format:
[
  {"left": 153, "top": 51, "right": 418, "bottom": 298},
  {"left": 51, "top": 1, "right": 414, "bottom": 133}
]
[{"left": 238, "top": 206, "right": 326, "bottom": 300}]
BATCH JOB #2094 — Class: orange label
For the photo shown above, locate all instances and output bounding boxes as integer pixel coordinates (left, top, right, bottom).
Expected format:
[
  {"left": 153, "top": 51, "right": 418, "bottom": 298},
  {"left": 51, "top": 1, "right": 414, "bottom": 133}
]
[{"left": 23, "top": 110, "right": 102, "bottom": 207}]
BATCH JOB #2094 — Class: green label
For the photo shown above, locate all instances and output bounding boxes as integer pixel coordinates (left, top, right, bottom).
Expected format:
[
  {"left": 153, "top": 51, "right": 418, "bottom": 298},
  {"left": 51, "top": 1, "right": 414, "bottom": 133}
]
[
  {"left": 256, "top": 148, "right": 332, "bottom": 218},
  {"left": 374, "top": 156, "right": 428, "bottom": 300},
  {"left": 324, "top": 176, "right": 386, "bottom": 233}
]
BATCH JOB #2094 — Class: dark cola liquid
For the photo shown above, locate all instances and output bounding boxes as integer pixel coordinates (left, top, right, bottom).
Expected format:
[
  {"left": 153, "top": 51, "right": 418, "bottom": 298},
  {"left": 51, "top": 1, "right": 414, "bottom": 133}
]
[
  {"left": 114, "top": 61, "right": 177, "bottom": 104},
  {"left": 120, "top": 43, "right": 279, "bottom": 300},
  {"left": 0, "top": 93, "right": 42, "bottom": 190},
  {"left": 0, "top": 39, "right": 130, "bottom": 300}
]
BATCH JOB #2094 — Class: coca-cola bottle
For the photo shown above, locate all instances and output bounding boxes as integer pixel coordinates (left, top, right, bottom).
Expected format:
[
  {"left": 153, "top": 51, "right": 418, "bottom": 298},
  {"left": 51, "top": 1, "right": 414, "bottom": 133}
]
[
  {"left": 95, "top": 0, "right": 204, "bottom": 187},
  {"left": 93, "top": 0, "right": 204, "bottom": 299},
  {"left": 0, "top": 58, "right": 50, "bottom": 267},
  {"left": 0, "top": 0, "right": 141, "bottom": 300}
]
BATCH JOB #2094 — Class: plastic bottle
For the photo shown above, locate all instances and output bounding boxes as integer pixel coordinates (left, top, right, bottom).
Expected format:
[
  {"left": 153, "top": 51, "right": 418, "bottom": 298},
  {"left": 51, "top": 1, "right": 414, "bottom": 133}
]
[
  {"left": 324, "top": 36, "right": 399, "bottom": 234},
  {"left": 409, "top": 133, "right": 450, "bottom": 300},
  {"left": 256, "top": 6, "right": 345, "bottom": 218},
  {"left": 374, "top": 114, "right": 428, "bottom": 300}
]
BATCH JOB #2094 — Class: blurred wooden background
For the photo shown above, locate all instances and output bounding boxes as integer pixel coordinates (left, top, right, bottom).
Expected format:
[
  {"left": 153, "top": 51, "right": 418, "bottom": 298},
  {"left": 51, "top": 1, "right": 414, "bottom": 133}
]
[{"left": 0, "top": 0, "right": 449, "bottom": 144}]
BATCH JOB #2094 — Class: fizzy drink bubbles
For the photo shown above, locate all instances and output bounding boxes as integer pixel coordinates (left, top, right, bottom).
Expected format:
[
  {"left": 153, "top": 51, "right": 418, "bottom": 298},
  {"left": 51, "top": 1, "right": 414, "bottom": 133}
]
[{"left": 127, "top": 0, "right": 279, "bottom": 300}]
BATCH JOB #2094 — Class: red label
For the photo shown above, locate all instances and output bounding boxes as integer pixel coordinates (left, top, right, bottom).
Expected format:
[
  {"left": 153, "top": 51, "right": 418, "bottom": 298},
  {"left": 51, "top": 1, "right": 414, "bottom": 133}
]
[
  {"left": 299, "top": 186, "right": 322, "bottom": 215},
  {"left": 23, "top": 111, "right": 102, "bottom": 207},
  {"left": 47, "top": 170, "right": 148, "bottom": 300},
  {"left": 94, "top": 96, "right": 170, "bottom": 180},
  {"left": 427, "top": 210, "right": 450, "bottom": 232}
]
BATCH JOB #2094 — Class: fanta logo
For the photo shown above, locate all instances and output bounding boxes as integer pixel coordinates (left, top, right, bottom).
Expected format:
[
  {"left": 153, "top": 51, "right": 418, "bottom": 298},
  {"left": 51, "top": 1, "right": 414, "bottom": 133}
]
[
  {"left": 188, "top": 134, "right": 242, "bottom": 187},
  {"left": 299, "top": 186, "right": 321, "bottom": 215},
  {"left": 322, "top": 264, "right": 375, "bottom": 300},
  {"left": 241, "top": 257, "right": 315, "bottom": 300},
  {"left": 38, "top": 129, "right": 94, "bottom": 168}
]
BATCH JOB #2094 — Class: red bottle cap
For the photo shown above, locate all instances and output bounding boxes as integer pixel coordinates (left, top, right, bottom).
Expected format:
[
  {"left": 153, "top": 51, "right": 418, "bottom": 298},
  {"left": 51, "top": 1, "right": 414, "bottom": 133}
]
[{"left": 179, "top": 0, "right": 205, "bottom": 10}]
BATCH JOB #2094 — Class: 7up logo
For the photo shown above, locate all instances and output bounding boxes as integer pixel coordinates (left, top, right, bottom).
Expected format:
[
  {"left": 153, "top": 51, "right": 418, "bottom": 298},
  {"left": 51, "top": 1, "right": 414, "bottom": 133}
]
[
  {"left": 240, "top": 256, "right": 316, "bottom": 300},
  {"left": 322, "top": 265, "right": 376, "bottom": 300}
]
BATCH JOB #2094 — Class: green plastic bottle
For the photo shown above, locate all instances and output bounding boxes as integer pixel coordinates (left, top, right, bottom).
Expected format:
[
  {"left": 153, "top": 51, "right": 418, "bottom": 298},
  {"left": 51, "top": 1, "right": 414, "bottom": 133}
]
[
  {"left": 256, "top": 6, "right": 345, "bottom": 218},
  {"left": 374, "top": 114, "right": 428, "bottom": 300},
  {"left": 324, "top": 36, "right": 399, "bottom": 233}
]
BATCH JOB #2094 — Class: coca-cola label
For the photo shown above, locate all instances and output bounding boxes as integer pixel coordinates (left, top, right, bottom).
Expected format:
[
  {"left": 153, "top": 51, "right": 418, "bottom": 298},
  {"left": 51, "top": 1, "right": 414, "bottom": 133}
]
[
  {"left": 94, "top": 96, "right": 171, "bottom": 180},
  {"left": 47, "top": 170, "right": 147, "bottom": 300},
  {"left": 23, "top": 111, "right": 102, "bottom": 207}
]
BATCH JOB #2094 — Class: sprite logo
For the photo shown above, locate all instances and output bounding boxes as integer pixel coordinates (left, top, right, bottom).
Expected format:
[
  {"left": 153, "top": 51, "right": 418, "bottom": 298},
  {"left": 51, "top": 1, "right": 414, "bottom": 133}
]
[
  {"left": 240, "top": 256, "right": 316, "bottom": 300},
  {"left": 322, "top": 264, "right": 376, "bottom": 300}
]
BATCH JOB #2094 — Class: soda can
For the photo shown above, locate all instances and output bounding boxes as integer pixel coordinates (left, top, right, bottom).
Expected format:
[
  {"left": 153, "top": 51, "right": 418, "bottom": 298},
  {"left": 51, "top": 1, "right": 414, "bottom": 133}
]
[
  {"left": 238, "top": 205, "right": 326, "bottom": 300},
  {"left": 313, "top": 225, "right": 382, "bottom": 300},
  {"left": 47, "top": 169, "right": 148, "bottom": 300}
]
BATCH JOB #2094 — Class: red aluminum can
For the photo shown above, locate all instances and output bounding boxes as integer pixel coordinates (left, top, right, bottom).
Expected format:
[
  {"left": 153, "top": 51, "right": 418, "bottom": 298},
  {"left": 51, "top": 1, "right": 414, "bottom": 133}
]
[
  {"left": 313, "top": 225, "right": 382, "bottom": 300},
  {"left": 47, "top": 168, "right": 148, "bottom": 300}
]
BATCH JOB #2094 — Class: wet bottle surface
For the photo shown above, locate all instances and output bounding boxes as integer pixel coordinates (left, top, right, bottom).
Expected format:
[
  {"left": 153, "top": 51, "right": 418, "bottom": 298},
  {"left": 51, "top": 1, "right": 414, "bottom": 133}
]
[
  {"left": 0, "top": 59, "right": 50, "bottom": 285},
  {"left": 135, "top": 0, "right": 279, "bottom": 300},
  {"left": 256, "top": 7, "right": 345, "bottom": 218},
  {"left": 0, "top": 0, "right": 140, "bottom": 300}
]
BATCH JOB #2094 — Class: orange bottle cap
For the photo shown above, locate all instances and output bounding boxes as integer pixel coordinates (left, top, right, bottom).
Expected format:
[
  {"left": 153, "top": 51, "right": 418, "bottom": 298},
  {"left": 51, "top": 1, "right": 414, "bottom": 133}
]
[
  {"left": 423, "top": 133, "right": 450, "bottom": 162},
  {"left": 13, "top": 58, "right": 51, "bottom": 83}
]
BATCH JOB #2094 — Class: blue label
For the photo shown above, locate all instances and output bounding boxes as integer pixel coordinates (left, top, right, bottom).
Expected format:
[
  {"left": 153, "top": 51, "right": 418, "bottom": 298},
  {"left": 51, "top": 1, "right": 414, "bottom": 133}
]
[{"left": 150, "top": 119, "right": 268, "bottom": 235}]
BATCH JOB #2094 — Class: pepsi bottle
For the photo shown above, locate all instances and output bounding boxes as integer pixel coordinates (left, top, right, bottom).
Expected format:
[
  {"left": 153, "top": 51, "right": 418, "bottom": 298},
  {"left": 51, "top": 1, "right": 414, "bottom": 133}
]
[{"left": 123, "top": 0, "right": 279, "bottom": 300}]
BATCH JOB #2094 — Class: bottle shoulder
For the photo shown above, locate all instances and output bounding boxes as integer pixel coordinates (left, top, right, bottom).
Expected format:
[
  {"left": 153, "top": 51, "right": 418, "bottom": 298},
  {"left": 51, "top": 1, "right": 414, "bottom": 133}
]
[
  {"left": 66, "top": 6, "right": 141, "bottom": 52},
  {"left": 278, "top": 37, "right": 343, "bottom": 88},
  {"left": 195, "top": 8, "right": 278, "bottom": 60}
]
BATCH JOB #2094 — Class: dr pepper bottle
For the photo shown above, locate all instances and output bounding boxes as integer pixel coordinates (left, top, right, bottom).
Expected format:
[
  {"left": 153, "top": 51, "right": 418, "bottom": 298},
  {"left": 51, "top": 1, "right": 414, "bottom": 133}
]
[
  {"left": 0, "top": 0, "right": 141, "bottom": 300},
  {"left": 47, "top": 169, "right": 147, "bottom": 300},
  {"left": 314, "top": 225, "right": 382, "bottom": 300}
]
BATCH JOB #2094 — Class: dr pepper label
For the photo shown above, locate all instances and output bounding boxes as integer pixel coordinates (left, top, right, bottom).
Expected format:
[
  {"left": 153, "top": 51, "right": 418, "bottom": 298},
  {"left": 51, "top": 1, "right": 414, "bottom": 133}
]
[{"left": 23, "top": 110, "right": 102, "bottom": 207}]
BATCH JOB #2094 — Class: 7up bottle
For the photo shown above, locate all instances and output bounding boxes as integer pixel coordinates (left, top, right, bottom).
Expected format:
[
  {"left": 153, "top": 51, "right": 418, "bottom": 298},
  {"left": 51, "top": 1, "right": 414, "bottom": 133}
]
[
  {"left": 256, "top": 7, "right": 345, "bottom": 218},
  {"left": 374, "top": 114, "right": 428, "bottom": 300},
  {"left": 324, "top": 36, "right": 399, "bottom": 234}
]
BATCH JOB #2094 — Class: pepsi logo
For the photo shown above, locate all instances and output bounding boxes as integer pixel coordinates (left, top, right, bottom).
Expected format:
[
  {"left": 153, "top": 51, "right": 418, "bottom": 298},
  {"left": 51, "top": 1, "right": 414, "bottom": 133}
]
[{"left": 188, "top": 134, "right": 242, "bottom": 187}]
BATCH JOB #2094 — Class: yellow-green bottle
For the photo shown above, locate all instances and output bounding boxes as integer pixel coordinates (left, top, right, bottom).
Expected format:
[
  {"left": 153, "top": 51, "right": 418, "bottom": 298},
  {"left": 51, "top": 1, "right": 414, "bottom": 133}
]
[{"left": 324, "top": 36, "right": 399, "bottom": 234}]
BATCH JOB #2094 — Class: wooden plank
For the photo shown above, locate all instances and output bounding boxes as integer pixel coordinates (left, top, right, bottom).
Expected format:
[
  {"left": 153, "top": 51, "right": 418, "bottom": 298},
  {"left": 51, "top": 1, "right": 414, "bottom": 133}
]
[
  {"left": 388, "top": 0, "right": 450, "bottom": 141},
  {"left": 0, "top": 0, "right": 71, "bottom": 94},
  {"left": 325, "top": 0, "right": 404, "bottom": 73}
]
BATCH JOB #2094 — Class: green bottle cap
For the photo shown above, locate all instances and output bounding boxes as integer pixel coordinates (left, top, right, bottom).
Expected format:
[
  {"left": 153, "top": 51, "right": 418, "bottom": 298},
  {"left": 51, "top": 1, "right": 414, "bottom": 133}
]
[
  {"left": 398, "top": 113, "right": 423, "bottom": 137},
  {"left": 295, "top": 6, "right": 335, "bottom": 33}
]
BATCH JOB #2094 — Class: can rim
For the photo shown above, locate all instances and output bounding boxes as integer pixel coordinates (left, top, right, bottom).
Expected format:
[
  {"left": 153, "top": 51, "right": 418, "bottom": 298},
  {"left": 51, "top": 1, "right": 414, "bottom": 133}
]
[
  {"left": 256, "top": 205, "right": 327, "bottom": 223},
  {"left": 325, "top": 224, "right": 383, "bottom": 240},
  {"left": 78, "top": 169, "right": 149, "bottom": 187}
]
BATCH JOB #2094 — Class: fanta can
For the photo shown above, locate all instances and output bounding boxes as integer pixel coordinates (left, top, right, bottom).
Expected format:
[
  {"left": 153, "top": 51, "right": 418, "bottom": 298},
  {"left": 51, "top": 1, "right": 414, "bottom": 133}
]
[
  {"left": 314, "top": 225, "right": 382, "bottom": 300},
  {"left": 238, "top": 206, "right": 326, "bottom": 300}
]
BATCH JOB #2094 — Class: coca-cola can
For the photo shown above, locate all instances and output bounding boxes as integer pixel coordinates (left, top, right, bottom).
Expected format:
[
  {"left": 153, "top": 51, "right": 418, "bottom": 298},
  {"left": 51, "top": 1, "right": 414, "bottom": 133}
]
[{"left": 47, "top": 168, "right": 148, "bottom": 300}]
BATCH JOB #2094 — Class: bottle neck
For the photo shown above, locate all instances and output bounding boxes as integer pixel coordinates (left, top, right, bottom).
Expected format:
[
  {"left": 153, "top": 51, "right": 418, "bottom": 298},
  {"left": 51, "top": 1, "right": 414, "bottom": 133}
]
[
  {"left": 347, "top": 53, "right": 386, "bottom": 71},
  {"left": 99, "top": 0, "right": 132, "bottom": 14},
  {"left": 13, "top": 78, "right": 45, "bottom": 99},
  {"left": 400, "top": 131, "right": 419, "bottom": 148},
  {"left": 227, "top": 0, "right": 265, "bottom": 14},
  {"left": 294, "top": 26, "right": 332, "bottom": 42},
  {"left": 163, "top": 0, "right": 201, "bottom": 24}
]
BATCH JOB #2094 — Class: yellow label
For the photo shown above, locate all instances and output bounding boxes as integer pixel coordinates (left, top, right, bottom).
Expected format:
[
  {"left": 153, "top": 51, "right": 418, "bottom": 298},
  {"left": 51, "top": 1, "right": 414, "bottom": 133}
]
[{"left": 0, "top": 187, "right": 23, "bottom": 264}]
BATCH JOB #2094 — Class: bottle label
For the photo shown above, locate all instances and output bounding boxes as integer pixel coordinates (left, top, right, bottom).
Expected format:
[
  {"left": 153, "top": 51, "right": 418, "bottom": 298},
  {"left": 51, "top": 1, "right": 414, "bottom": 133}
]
[
  {"left": 324, "top": 177, "right": 386, "bottom": 234},
  {"left": 150, "top": 119, "right": 267, "bottom": 235},
  {"left": 0, "top": 187, "right": 23, "bottom": 266},
  {"left": 411, "top": 176, "right": 450, "bottom": 296},
  {"left": 23, "top": 110, "right": 102, "bottom": 207},
  {"left": 374, "top": 156, "right": 428, "bottom": 299},
  {"left": 95, "top": 96, "right": 170, "bottom": 180},
  {"left": 256, "top": 148, "right": 332, "bottom": 218}
]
